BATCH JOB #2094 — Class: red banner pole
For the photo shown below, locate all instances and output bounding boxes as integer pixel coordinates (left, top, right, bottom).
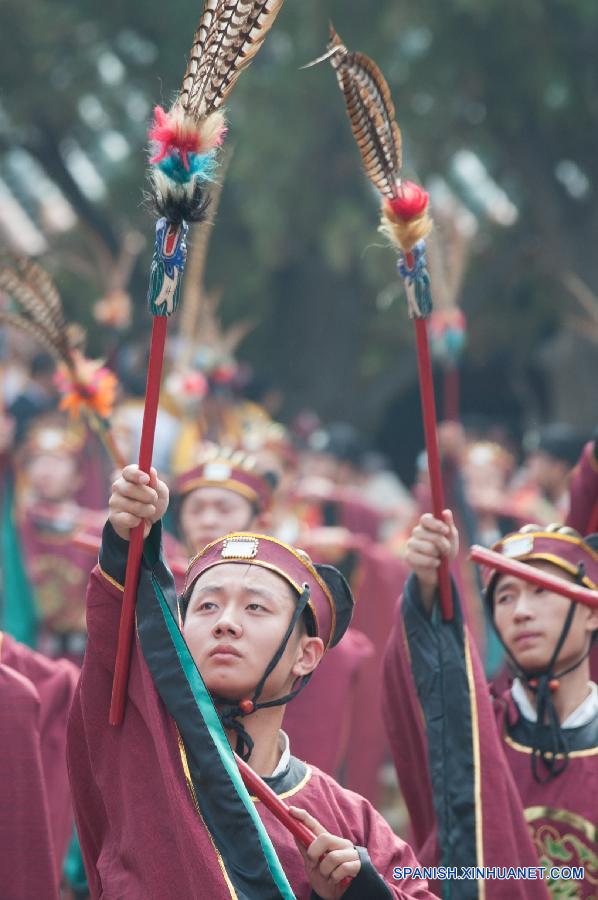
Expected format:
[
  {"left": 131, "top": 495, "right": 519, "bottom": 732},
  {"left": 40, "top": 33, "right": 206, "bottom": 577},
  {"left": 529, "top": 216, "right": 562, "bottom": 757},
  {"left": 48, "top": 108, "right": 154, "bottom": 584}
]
[
  {"left": 109, "top": 315, "right": 168, "bottom": 726},
  {"left": 470, "top": 545, "right": 598, "bottom": 609},
  {"left": 414, "top": 317, "right": 454, "bottom": 620},
  {"left": 234, "top": 753, "right": 352, "bottom": 887}
]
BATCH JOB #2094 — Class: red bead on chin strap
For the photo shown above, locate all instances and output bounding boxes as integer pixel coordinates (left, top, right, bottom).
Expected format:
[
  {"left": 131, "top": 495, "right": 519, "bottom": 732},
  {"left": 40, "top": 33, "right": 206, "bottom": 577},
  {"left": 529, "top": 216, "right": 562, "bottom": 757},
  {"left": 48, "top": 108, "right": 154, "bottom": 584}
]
[
  {"left": 527, "top": 678, "right": 560, "bottom": 692},
  {"left": 239, "top": 699, "right": 255, "bottom": 716}
]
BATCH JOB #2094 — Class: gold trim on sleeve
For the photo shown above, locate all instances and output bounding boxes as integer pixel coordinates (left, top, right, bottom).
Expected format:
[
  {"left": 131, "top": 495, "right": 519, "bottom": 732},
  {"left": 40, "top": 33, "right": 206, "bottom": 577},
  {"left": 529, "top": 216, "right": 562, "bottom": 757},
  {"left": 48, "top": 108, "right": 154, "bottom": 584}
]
[
  {"left": 98, "top": 565, "right": 125, "bottom": 592},
  {"left": 175, "top": 725, "right": 238, "bottom": 899},
  {"left": 464, "top": 637, "right": 486, "bottom": 900}
]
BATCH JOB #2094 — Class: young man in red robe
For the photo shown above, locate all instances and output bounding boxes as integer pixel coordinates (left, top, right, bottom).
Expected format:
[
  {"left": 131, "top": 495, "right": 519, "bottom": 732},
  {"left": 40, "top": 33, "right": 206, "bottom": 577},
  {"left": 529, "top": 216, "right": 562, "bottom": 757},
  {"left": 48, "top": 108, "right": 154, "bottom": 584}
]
[
  {"left": 169, "top": 451, "right": 373, "bottom": 781},
  {"left": 383, "top": 510, "right": 598, "bottom": 898},
  {"left": 1, "top": 631, "right": 79, "bottom": 898},
  {"left": 68, "top": 464, "right": 434, "bottom": 899}
]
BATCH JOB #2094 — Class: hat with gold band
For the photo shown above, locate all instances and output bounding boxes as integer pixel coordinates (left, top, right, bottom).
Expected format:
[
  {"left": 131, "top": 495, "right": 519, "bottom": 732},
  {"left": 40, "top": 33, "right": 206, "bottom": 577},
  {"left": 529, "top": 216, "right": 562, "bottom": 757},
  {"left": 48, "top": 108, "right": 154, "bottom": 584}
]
[
  {"left": 484, "top": 525, "right": 598, "bottom": 606},
  {"left": 173, "top": 458, "right": 274, "bottom": 513},
  {"left": 183, "top": 532, "right": 354, "bottom": 650}
]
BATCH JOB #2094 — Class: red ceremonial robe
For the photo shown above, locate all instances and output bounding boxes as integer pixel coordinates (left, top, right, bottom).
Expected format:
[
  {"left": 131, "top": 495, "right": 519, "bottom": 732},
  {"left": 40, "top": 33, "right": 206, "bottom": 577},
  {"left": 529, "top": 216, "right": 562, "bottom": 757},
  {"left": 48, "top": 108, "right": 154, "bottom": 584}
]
[
  {"left": 565, "top": 440, "right": 598, "bottom": 681},
  {"left": 346, "top": 541, "right": 408, "bottom": 805},
  {"left": 0, "top": 632, "right": 79, "bottom": 899},
  {"left": 283, "top": 627, "right": 373, "bottom": 777},
  {"left": 566, "top": 441, "right": 598, "bottom": 536},
  {"left": 68, "top": 521, "right": 437, "bottom": 899},
  {"left": 383, "top": 575, "right": 598, "bottom": 898},
  {"left": 300, "top": 528, "right": 408, "bottom": 804}
]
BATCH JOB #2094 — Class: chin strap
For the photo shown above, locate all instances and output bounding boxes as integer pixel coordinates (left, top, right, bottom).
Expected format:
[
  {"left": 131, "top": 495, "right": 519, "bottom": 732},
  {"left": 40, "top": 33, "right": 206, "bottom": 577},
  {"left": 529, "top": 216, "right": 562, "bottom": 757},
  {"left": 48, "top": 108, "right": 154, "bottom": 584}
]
[{"left": 217, "top": 584, "right": 312, "bottom": 762}]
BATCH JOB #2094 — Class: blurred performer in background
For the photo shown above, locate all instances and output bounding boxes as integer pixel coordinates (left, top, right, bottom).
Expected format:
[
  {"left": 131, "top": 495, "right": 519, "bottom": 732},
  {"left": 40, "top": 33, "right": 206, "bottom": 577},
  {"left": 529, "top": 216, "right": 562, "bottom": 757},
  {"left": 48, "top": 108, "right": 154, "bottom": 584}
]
[
  {"left": 383, "top": 511, "right": 598, "bottom": 898},
  {"left": 3, "top": 415, "right": 101, "bottom": 663},
  {"left": 0, "top": 630, "right": 78, "bottom": 898}
]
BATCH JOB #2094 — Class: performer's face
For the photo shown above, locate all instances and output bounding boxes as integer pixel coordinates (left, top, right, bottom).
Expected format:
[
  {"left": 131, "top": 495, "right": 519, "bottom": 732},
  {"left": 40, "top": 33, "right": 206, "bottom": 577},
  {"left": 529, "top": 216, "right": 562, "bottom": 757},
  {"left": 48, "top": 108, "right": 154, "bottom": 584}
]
[
  {"left": 179, "top": 487, "right": 255, "bottom": 553},
  {"left": 26, "top": 452, "right": 81, "bottom": 502},
  {"left": 183, "top": 563, "right": 323, "bottom": 702},
  {"left": 493, "top": 561, "right": 598, "bottom": 671}
]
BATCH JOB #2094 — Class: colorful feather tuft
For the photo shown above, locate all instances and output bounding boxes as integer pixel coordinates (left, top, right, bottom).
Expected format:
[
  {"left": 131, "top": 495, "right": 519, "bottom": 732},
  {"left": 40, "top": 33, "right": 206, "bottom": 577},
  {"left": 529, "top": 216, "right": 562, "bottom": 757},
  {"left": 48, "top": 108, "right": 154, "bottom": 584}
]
[{"left": 148, "top": 0, "right": 284, "bottom": 228}]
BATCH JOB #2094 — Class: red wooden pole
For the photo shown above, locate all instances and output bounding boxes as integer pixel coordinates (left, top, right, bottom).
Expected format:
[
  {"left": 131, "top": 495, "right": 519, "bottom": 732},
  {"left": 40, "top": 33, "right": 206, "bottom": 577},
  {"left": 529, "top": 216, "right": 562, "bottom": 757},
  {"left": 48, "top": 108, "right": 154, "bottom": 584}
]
[
  {"left": 235, "top": 754, "right": 316, "bottom": 847},
  {"left": 234, "top": 754, "right": 351, "bottom": 886},
  {"left": 109, "top": 315, "right": 168, "bottom": 726},
  {"left": 414, "top": 317, "right": 454, "bottom": 620},
  {"left": 469, "top": 545, "right": 598, "bottom": 609}
]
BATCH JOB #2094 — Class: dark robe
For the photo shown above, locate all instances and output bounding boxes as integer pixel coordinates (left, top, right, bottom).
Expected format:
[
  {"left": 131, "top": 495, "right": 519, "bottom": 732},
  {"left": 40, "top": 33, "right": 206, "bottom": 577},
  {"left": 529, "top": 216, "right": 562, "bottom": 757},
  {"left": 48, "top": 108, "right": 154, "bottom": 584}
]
[
  {"left": 0, "top": 632, "right": 79, "bottom": 899},
  {"left": 68, "top": 522, "right": 436, "bottom": 899},
  {"left": 383, "top": 575, "right": 598, "bottom": 898}
]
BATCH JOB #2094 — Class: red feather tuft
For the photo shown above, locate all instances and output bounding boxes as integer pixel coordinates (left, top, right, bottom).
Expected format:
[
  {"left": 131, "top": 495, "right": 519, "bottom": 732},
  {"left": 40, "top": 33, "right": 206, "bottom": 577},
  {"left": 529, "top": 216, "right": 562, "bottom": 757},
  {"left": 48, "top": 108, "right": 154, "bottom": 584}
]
[
  {"left": 149, "top": 106, "right": 204, "bottom": 170},
  {"left": 387, "top": 181, "right": 429, "bottom": 221}
]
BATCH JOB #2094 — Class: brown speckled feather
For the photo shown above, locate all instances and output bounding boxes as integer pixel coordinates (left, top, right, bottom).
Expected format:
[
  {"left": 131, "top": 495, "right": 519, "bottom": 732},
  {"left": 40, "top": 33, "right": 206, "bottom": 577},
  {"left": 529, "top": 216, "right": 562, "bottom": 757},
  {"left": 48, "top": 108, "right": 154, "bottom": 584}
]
[
  {"left": 0, "top": 311, "right": 67, "bottom": 363},
  {"left": 0, "top": 261, "right": 73, "bottom": 366},
  {"left": 179, "top": 0, "right": 285, "bottom": 119},
  {"left": 328, "top": 27, "right": 402, "bottom": 200}
]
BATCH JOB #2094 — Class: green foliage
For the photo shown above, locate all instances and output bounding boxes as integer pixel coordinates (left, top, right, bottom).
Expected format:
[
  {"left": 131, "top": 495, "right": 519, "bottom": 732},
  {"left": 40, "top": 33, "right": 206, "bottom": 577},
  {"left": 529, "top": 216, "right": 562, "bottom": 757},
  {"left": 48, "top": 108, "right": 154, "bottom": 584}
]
[{"left": 1, "top": 0, "right": 597, "bottom": 425}]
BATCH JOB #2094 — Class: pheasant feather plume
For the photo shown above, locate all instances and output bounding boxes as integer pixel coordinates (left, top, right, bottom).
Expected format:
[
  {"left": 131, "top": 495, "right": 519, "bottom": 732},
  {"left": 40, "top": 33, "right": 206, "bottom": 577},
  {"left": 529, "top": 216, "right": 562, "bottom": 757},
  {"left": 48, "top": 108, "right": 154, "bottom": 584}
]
[
  {"left": 149, "top": 0, "right": 284, "bottom": 226},
  {"left": 325, "top": 26, "right": 432, "bottom": 255},
  {"left": 0, "top": 259, "right": 117, "bottom": 422}
]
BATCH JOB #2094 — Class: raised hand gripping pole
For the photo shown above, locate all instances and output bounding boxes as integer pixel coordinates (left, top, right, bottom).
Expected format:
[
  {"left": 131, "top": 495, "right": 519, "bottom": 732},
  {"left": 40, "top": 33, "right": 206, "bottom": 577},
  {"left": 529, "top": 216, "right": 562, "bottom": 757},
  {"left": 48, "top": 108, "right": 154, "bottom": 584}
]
[{"left": 109, "top": 223, "right": 186, "bottom": 725}]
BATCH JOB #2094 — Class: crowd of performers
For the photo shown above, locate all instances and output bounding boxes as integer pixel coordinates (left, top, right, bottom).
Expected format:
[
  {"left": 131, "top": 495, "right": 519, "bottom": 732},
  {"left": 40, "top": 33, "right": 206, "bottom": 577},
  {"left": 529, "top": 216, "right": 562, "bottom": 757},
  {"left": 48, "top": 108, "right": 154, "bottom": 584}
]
[{"left": 0, "top": 337, "right": 596, "bottom": 899}]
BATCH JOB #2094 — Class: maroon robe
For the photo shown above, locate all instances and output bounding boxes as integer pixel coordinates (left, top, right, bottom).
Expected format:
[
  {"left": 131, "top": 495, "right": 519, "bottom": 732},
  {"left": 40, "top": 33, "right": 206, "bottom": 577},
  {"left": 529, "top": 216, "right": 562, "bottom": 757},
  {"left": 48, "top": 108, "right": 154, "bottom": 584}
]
[
  {"left": 383, "top": 575, "right": 598, "bottom": 898},
  {"left": 0, "top": 633, "right": 79, "bottom": 898},
  {"left": 68, "top": 549, "right": 436, "bottom": 899},
  {"left": 346, "top": 541, "right": 408, "bottom": 805},
  {"left": 283, "top": 627, "right": 373, "bottom": 777},
  {"left": 565, "top": 441, "right": 598, "bottom": 681},
  {"left": 566, "top": 441, "right": 598, "bottom": 535},
  {"left": 497, "top": 693, "right": 598, "bottom": 897}
]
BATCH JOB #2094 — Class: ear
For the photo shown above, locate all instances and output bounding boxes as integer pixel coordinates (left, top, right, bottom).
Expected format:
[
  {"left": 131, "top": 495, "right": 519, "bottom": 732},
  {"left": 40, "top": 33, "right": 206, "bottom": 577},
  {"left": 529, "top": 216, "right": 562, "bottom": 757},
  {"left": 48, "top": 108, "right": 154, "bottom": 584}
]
[
  {"left": 291, "top": 636, "right": 324, "bottom": 679},
  {"left": 585, "top": 607, "right": 598, "bottom": 636}
]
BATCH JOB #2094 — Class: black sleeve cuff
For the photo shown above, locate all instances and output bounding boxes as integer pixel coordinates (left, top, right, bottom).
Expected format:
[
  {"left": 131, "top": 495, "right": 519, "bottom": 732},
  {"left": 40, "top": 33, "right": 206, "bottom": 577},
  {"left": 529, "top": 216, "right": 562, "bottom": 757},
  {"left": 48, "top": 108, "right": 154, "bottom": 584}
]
[
  {"left": 98, "top": 521, "right": 130, "bottom": 587},
  {"left": 310, "top": 847, "right": 393, "bottom": 900},
  {"left": 99, "top": 520, "right": 164, "bottom": 588}
]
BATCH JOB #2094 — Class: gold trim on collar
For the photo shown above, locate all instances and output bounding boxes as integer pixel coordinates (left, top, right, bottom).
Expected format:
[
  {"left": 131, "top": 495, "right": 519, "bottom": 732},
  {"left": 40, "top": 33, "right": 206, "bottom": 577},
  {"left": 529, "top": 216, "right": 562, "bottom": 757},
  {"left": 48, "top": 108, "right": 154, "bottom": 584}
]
[
  {"left": 503, "top": 732, "right": 598, "bottom": 758},
  {"left": 251, "top": 765, "right": 313, "bottom": 803}
]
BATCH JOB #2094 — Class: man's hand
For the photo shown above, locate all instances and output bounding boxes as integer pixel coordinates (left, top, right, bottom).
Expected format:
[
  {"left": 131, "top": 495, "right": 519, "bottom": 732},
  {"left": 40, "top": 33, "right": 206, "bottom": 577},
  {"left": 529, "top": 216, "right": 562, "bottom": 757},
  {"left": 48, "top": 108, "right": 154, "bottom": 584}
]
[
  {"left": 406, "top": 510, "right": 459, "bottom": 611},
  {"left": 289, "top": 806, "right": 360, "bottom": 899},
  {"left": 108, "top": 465, "right": 169, "bottom": 541}
]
